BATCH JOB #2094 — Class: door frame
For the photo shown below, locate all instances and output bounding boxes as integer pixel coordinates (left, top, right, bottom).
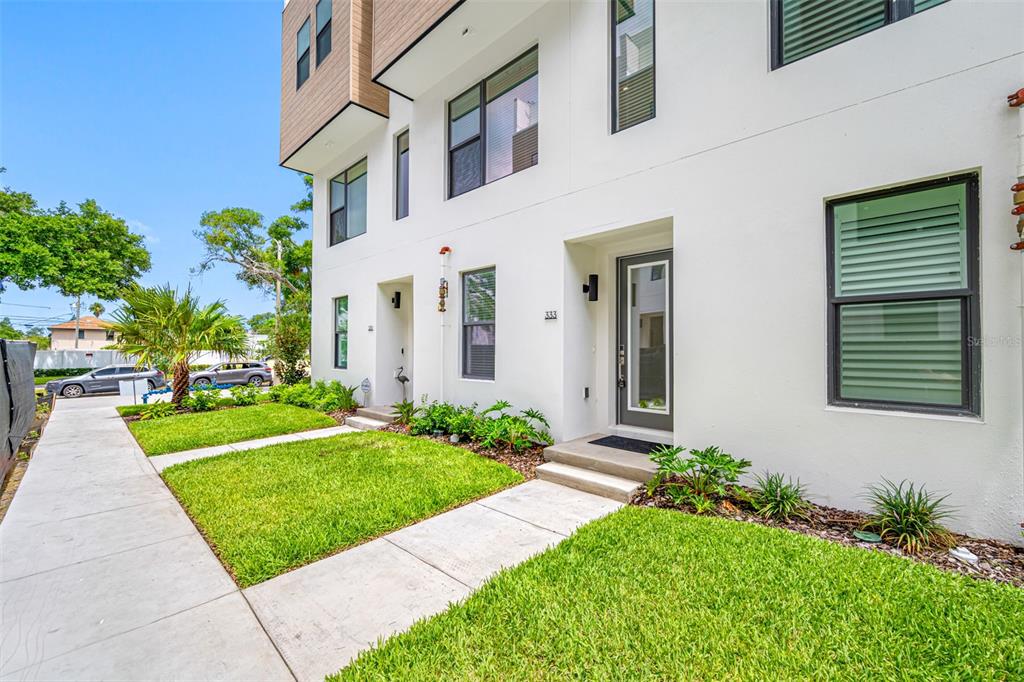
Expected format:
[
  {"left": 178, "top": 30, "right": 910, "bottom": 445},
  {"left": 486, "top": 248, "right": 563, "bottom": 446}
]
[{"left": 616, "top": 249, "right": 673, "bottom": 431}]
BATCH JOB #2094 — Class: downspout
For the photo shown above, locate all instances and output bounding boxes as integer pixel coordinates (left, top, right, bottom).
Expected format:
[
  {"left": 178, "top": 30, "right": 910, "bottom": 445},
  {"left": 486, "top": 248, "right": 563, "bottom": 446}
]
[
  {"left": 1008, "top": 86, "right": 1024, "bottom": 539},
  {"left": 439, "top": 246, "right": 452, "bottom": 403}
]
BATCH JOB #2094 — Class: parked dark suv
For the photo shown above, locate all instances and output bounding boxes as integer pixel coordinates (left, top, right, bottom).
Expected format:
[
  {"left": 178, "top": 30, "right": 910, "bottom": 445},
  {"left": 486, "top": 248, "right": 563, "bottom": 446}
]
[
  {"left": 46, "top": 365, "right": 167, "bottom": 398},
  {"left": 188, "top": 361, "right": 272, "bottom": 387}
]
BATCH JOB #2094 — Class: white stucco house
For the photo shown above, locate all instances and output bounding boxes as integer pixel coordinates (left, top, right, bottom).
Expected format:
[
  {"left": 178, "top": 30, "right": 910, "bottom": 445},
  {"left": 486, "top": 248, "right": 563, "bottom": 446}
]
[{"left": 279, "top": 0, "right": 1024, "bottom": 543}]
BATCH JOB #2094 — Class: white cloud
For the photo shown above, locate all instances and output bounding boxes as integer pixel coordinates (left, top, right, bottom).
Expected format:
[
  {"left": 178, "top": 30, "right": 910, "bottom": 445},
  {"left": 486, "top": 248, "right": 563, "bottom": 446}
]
[{"left": 126, "top": 218, "right": 161, "bottom": 246}]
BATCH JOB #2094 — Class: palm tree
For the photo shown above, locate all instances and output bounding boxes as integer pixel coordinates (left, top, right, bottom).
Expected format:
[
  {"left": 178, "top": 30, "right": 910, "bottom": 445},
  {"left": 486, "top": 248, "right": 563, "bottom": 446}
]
[
  {"left": 108, "top": 285, "right": 248, "bottom": 404},
  {"left": 89, "top": 301, "right": 105, "bottom": 318}
]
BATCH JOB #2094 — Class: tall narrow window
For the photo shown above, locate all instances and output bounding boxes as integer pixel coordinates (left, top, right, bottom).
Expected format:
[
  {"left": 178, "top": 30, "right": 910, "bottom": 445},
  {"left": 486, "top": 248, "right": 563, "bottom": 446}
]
[
  {"left": 315, "top": 0, "right": 332, "bottom": 66},
  {"left": 462, "top": 268, "right": 496, "bottom": 380},
  {"left": 448, "top": 48, "right": 538, "bottom": 198},
  {"left": 827, "top": 176, "right": 979, "bottom": 415},
  {"left": 334, "top": 296, "right": 348, "bottom": 369},
  {"left": 396, "top": 130, "right": 410, "bottom": 220},
  {"left": 612, "top": 0, "right": 655, "bottom": 132},
  {"left": 771, "top": 0, "right": 950, "bottom": 68},
  {"left": 329, "top": 158, "right": 368, "bottom": 245},
  {"left": 296, "top": 18, "right": 311, "bottom": 88}
]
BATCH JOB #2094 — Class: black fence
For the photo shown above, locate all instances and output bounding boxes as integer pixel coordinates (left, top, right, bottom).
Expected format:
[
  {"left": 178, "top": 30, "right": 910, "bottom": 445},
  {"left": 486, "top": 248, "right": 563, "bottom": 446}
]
[{"left": 1, "top": 340, "right": 36, "bottom": 482}]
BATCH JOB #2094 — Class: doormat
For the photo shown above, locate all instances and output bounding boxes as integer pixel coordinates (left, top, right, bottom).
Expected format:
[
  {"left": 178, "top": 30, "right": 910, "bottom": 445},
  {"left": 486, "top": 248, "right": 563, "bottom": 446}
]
[{"left": 589, "top": 435, "right": 664, "bottom": 455}]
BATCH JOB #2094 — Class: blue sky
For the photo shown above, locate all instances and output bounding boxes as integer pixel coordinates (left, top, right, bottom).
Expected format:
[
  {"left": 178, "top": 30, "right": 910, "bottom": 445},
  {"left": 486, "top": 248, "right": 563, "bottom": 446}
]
[{"left": 1, "top": 0, "right": 306, "bottom": 332}]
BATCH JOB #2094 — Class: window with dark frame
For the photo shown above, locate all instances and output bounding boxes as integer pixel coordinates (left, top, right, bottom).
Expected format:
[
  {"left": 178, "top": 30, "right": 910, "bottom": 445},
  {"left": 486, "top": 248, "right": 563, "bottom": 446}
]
[
  {"left": 462, "top": 268, "right": 496, "bottom": 380},
  {"left": 611, "top": 0, "right": 655, "bottom": 133},
  {"left": 448, "top": 48, "right": 538, "bottom": 199},
  {"left": 315, "top": 0, "right": 332, "bottom": 66},
  {"left": 771, "top": 0, "right": 950, "bottom": 69},
  {"left": 329, "top": 158, "right": 368, "bottom": 246},
  {"left": 826, "top": 175, "right": 979, "bottom": 416},
  {"left": 296, "top": 18, "right": 311, "bottom": 88},
  {"left": 396, "top": 130, "right": 410, "bottom": 220},
  {"left": 334, "top": 296, "right": 348, "bottom": 369}
]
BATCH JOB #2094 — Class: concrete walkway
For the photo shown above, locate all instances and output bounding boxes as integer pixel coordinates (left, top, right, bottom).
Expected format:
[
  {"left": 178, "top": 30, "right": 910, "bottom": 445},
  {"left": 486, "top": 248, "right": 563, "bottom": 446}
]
[
  {"left": 245, "top": 480, "right": 621, "bottom": 680},
  {"left": 0, "top": 395, "right": 293, "bottom": 681},
  {"left": 149, "top": 425, "right": 355, "bottom": 472},
  {"left": 1, "top": 396, "right": 622, "bottom": 681}
]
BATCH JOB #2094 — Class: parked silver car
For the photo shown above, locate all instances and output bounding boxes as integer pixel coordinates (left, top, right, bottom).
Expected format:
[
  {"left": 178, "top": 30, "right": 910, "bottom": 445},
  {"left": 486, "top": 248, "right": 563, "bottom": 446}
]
[
  {"left": 46, "top": 365, "right": 167, "bottom": 398},
  {"left": 189, "top": 361, "right": 272, "bottom": 387}
]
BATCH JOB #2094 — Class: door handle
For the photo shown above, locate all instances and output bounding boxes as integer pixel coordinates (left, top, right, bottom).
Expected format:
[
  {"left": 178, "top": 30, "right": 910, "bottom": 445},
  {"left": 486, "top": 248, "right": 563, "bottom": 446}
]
[{"left": 617, "top": 345, "right": 626, "bottom": 389}]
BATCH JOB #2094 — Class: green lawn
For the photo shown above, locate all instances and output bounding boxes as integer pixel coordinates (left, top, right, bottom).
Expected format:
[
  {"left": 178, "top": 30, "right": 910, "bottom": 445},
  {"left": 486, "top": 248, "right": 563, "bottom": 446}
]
[
  {"left": 128, "top": 402, "right": 334, "bottom": 455},
  {"left": 335, "top": 507, "right": 1024, "bottom": 681},
  {"left": 161, "top": 431, "right": 523, "bottom": 586}
]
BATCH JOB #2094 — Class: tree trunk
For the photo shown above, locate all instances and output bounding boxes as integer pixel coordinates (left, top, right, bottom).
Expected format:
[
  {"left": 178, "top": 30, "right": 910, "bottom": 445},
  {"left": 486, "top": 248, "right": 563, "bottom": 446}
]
[{"left": 171, "top": 360, "right": 190, "bottom": 404}]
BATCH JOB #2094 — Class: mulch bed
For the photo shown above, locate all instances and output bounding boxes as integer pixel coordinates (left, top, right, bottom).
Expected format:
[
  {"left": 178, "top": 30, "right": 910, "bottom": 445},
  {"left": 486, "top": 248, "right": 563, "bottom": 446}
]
[
  {"left": 379, "top": 424, "right": 545, "bottom": 480},
  {"left": 635, "top": 486, "right": 1024, "bottom": 588}
]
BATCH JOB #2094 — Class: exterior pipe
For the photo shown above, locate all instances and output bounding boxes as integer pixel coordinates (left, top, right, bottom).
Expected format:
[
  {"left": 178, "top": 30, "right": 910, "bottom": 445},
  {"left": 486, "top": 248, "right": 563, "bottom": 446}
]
[{"left": 1012, "top": 87, "right": 1024, "bottom": 539}]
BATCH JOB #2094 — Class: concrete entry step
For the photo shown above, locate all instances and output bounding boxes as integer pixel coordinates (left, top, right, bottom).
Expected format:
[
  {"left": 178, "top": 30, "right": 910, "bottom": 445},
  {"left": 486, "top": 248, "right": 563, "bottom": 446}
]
[
  {"left": 535, "top": 462, "right": 642, "bottom": 503},
  {"left": 345, "top": 415, "right": 389, "bottom": 431},
  {"left": 543, "top": 434, "right": 659, "bottom": 483},
  {"left": 356, "top": 406, "right": 396, "bottom": 424}
]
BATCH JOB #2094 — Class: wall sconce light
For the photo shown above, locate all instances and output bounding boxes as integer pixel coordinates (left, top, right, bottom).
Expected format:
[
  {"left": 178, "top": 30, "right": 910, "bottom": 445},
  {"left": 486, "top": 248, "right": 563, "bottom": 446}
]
[
  {"left": 582, "top": 274, "right": 598, "bottom": 302},
  {"left": 392, "top": 291, "right": 401, "bottom": 309}
]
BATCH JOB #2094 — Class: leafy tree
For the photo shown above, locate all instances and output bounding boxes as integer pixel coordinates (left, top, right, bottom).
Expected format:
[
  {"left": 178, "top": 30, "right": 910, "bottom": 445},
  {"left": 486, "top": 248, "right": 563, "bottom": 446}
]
[
  {"left": 268, "top": 312, "right": 310, "bottom": 384},
  {"left": 195, "top": 174, "right": 312, "bottom": 382},
  {"left": 0, "top": 317, "right": 20, "bottom": 340},
  {"left": 0, "top": 170, "right": 151, "bottom": 329},
  {"left": 89, "top": 302, "right": 105, "bottom": 318},
  {"left": 290, "top": 173, "right": 313, "bottom": 213},
  {"left": 247, "top": 312, "right": 276, "bottom": 335},
  {"left": 193, "top": 209, "right": 310, "bottom": 308},
  {"left": 108, "top": 285, "right": 248, "bottom": 404},
  {"left": 0, "top": 318, "right": 50, "bottom": 348}
]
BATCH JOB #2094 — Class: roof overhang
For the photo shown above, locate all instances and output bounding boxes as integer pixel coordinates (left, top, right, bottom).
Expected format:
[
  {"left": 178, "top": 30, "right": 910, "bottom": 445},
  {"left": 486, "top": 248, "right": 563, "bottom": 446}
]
[
  {"left": 280, "top": 103, "right": 388, "bottom": 174},
  {"left": 374, "top": 0, "right": 549, "bottom": 100}
]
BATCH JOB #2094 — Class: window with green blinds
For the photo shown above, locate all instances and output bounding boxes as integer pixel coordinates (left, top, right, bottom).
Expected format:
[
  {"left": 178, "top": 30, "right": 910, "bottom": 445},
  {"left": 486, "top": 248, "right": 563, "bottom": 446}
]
[
  {"left": 827, "top": 176, "right": 978, "bottom": 415},
  {"left": 772, "top": 0, "right": 950, "bottom": 67},
  {"left": 463, "top": 268, "right": 496, "bottom": 380}
]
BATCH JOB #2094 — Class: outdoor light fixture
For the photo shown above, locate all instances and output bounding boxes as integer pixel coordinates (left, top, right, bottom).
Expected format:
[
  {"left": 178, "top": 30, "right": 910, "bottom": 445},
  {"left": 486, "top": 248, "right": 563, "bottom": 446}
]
[
  {"left": 582, "top": 274, "right": 599, "bottom": 302},
  {"left": 392, "top": 291, "right": 401, "bottom": 309}
]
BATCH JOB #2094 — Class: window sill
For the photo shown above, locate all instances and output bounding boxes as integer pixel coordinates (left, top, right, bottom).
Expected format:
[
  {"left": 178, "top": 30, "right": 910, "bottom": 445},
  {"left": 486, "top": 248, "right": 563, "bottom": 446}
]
[
  {"left": 460, "top": 377, "right": 495, "bottom": 384},
  {"left": 824, "top": 405, "right": 984, "bottom": 425}
]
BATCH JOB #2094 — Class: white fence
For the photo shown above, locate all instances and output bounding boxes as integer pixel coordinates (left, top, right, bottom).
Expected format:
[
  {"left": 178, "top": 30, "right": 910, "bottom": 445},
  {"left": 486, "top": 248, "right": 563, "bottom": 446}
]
[
  {"left": 34, "top": 334, "right": 269, "bottom": 370},
  {"left": 34, "top": 350, "right": 134, "bottom": 370}
]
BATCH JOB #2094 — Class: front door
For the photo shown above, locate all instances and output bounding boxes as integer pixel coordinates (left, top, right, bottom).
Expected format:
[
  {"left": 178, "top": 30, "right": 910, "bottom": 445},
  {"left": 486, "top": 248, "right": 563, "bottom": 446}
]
[{"left": 617, "top": 250, "right": 672, "bottom": 431}]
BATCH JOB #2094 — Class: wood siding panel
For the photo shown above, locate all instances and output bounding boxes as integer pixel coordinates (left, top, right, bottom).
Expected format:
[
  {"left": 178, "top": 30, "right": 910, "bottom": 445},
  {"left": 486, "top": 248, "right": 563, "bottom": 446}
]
[
  {"left": 280, "top": 0, "right": 389, "bottom": 165},
  {"left": 372, "top": 0, "right": 460, "bottom": 79}
]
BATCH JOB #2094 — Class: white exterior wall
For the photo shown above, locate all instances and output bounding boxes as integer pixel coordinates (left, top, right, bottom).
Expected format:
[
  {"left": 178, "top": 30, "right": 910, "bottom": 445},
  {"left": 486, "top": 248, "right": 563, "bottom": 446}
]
[{"left": 308, "top": 0, "right": 1024, "bottom": 542}]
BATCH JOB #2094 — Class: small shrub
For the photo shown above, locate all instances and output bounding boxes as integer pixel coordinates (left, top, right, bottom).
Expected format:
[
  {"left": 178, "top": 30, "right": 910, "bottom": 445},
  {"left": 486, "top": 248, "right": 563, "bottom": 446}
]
[
  {"left": 446, "top": 405, "right": 478, "bottom": 437},
  {"left": 138, "top": 402, "right": 176, "bottom": 421},
  {"left": 648, "top": 445, "right": 751, "bottom": 508},
  {"left": 390, "top": 399, "right": 418, "bottom": 427},
  {"left": 751, "top": 471, "right": 810, "bottom": 522},
  {"left": 182, "top": 389, "right": 219, "bottom": 412},
  {"left": 229, "top": 384, "right": 261, "bottom": 407},
  {"left": 647, "top": 445, "right": 685, "bottom": 495},
  {"left": 268, "top": 380, "right": 357, "bottom": 412},
  {"left": 411, "top": 399, "right": 457, "bottom": 435},
  {"left": 473, "top": 412, "right": 550, "bottom": 450},
  {"left": 865, "top": 478, "right": 954, "bottom": 554}
]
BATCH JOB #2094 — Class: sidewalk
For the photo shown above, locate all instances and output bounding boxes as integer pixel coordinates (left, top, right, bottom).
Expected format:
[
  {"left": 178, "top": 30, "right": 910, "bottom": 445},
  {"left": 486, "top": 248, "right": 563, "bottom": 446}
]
[
  {"left": 0, "top": 395, "right": 293, "bottom": 681},
  {"left": 1, "top": 395, "right": 622, "bottom": 681},
  {"left": 149, "top": 424, "right": 355, "bottom": 472}
]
